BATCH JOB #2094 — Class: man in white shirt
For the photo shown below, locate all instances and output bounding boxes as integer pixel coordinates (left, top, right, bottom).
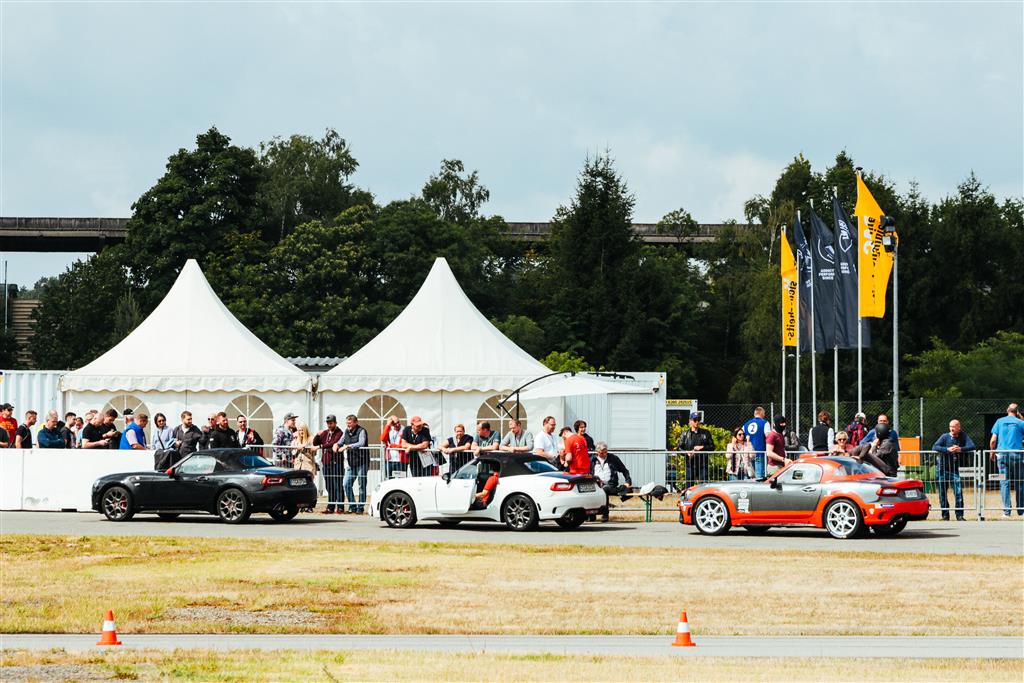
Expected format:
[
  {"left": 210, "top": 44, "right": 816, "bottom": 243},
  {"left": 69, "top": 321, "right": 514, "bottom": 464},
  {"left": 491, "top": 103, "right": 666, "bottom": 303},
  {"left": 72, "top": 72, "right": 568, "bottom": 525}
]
[{"left": 533, "top": 415, "right": 559, "bottom": 464}]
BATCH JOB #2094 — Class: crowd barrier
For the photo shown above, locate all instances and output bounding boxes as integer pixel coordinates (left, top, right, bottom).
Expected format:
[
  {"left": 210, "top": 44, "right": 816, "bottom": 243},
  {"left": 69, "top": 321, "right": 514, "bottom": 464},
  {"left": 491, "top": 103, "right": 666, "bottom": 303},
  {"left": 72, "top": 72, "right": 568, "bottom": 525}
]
[
  {"left": 2, "top": 444, "right": 1021, "bottom": 520},
  {"left": 0, "top": 448, "right": 154, "bottom": 511}
]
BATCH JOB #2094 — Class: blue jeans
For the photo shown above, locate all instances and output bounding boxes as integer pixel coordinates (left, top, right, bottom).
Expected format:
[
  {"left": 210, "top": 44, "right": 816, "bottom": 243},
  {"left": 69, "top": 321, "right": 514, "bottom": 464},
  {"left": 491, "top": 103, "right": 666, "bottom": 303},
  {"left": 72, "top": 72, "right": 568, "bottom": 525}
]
[
  {"left": 935, "top": 469, "right": 963, "bottom": 519},
  {"left": 753, "top": 452, "right": 765, "bottom": 479},
  {"left": 998, "top": 453, "right": 1024, "bottom": 515},
  {"left": 344, "top": 462, "right": 369, "bottom": 514}
]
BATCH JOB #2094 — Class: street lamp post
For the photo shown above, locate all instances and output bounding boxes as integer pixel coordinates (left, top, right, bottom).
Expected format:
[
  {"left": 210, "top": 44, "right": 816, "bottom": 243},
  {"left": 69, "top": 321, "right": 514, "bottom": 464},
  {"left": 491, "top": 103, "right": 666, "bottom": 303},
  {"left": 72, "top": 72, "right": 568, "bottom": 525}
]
[{"left": 881, "top": 217, "right": 898, "bottom": 432}]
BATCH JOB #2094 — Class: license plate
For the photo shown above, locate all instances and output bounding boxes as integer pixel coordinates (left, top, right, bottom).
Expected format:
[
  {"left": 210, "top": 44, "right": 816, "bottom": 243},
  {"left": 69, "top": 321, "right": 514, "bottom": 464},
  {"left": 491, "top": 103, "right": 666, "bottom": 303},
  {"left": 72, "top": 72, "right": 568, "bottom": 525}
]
[
  {"left": 289, "top": 478, "right": 308, "bottom": 487},
  {"left": 576, "top": 482, "right": 596, "bottom": 493},
  {"left": 904, "top": 489, "right": 920, "bottom": 499}
]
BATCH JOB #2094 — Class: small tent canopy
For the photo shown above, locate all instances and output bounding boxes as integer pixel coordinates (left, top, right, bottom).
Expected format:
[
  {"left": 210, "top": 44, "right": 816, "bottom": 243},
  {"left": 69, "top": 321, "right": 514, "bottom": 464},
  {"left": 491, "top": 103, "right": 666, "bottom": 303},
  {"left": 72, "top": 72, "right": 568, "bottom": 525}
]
[
  {"left": 60, "top": 259, "right": 310, "bottom": 393},
  {"left": 319, "top": 258, "right": 549, "bottom": 392},
  {"left": 516, "top": 374, "right": 651, "bottom": 401}
]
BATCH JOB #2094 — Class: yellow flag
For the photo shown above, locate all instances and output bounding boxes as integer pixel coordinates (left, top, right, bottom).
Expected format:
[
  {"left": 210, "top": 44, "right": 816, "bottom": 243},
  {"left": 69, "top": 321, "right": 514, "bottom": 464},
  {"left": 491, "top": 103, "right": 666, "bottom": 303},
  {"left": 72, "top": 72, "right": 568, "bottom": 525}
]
[
  {"left": 780, "top": 228, "right": 798, "bottom": 347},
  {"left": 856, "top": 175, "right": 895, "bottom": 318}
]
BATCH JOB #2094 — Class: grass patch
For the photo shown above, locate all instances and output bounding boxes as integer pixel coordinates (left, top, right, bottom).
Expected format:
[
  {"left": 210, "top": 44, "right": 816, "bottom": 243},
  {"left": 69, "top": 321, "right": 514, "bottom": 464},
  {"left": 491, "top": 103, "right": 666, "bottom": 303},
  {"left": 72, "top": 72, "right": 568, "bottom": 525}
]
[
  {"left": 2, "top": 648, "right": 1022, "bottom": 682},
  {"left": 1, "top": 534, "right": 1022, "bottom": 636}
]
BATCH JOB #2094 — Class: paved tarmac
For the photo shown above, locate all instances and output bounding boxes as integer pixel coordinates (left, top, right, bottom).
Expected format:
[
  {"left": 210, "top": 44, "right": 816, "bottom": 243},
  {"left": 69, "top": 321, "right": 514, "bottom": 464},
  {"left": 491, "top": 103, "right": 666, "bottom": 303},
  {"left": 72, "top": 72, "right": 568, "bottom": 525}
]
[
  {"left": 2, "top": 634, "right": 1021, "bottom": 659},
  {"left": 2, "top": 511, "right": 1021, "bottom": 555}
]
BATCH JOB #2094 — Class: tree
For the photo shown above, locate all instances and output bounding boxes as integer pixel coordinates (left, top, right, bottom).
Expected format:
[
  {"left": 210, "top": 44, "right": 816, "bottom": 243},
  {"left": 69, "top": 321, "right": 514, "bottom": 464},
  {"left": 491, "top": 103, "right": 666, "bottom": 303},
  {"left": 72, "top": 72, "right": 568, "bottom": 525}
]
[
  {"left": 0, "top": 329, "right": 22, "bottom": 369},
  {"left": 31, "top": 248, "right": 134, "bottom": 369},
  {"left": 422, "top": 159, "right": 491, "bottom": 224},
  {"left": 906, "top": 331, "right": 1024, "bottom": 397},
  {"left": 492, "top": 315, "right": 546, "bottom": 358},
  {"left": 123, "top": 127, "right": 267, "bottom": 309},
  {"left": 540, "top": 350, "right": 595, "bottom": 373},
  {"left": 259, "top": 129, "right": 371, "bottom": 241}
]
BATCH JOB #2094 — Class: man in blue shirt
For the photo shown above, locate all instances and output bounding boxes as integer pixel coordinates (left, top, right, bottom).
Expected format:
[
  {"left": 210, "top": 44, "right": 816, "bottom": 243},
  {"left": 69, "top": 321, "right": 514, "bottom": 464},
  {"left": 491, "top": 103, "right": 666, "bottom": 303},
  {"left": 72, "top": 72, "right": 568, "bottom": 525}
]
[
  {"left": 864, "top": 413, "right": 900, "bottom": 454},
  {"left": 742, "top": 406, "right": 770, "bottom": 479},
  {"left": 932, "top": 419, "right": 975, "bottom": 521},
  {"left": 989, "top": 403, "right": 1024, "bottom": 518}
]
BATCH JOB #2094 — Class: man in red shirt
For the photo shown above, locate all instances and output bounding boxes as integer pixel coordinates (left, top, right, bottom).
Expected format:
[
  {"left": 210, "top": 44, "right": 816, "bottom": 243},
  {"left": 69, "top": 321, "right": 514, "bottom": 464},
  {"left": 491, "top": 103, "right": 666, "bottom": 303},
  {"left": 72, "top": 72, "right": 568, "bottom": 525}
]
[
  {"left": 765, "top": 416, "right": 790, "bottom": 475},
  {"left": 0, "top": 404, "right": 18, "bottom": 448},
  {"left": 562, "top": 428, "right": 591, "bottom": 475}
]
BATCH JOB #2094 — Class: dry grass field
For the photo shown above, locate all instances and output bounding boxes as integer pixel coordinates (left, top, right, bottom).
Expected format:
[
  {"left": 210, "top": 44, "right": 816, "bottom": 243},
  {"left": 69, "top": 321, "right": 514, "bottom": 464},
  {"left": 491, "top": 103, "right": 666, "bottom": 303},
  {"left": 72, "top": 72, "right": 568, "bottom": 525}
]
[
  {"left": 2, "top": 648, "right": 1022, "bottom": 682},
  {"left": 2, "top": 534, "right": 1021, "bottom": 637}
]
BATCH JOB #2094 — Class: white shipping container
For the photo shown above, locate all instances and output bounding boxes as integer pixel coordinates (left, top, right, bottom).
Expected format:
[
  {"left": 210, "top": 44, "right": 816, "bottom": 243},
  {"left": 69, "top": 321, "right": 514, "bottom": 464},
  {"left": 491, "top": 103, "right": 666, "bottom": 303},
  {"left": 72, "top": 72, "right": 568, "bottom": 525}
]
[{"left": 0, "top": 370, "right": 65, "bottom": 416}]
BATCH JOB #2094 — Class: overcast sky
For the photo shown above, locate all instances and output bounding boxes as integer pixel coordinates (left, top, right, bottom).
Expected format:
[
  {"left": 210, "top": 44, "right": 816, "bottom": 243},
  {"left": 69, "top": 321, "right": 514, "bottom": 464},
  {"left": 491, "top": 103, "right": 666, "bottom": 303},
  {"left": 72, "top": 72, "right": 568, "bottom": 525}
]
[{"left": 2, "top": 1, "right": 1021, "bottom": 287}]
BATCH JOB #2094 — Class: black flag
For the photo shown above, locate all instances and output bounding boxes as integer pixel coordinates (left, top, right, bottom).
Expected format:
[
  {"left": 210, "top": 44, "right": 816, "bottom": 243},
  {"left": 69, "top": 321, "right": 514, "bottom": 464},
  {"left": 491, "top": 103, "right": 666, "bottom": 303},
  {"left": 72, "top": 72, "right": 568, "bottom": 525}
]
[
  {"left": 832, "top": 197, "right": 870, "bottom": 348},
  {"left": 809, "top": 207, "right": 836, "bottom": 350},
  {"left": 792, "top": 215, "right": 814, "bottom": 354}
]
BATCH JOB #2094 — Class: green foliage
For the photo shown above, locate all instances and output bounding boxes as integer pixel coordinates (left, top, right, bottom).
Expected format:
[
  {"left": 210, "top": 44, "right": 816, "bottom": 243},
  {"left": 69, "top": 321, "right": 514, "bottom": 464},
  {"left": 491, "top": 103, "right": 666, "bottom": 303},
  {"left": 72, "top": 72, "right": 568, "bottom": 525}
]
[
  {"left": 906, "top": 331, "right": 1024, "bottom": 398},
  {"left": 539, "top": 350, "right": 595, "bottom": 373},
  {"left": 0, "top": 328, "right": 22, "bottom": 369},
  {"left": 113, "top": 292, "right": 143, "bottom": 339},
  {"left": 422, "top": 159, "right": 491, "bottom": 224},
  {"left": 492, "top": 315, "right": 546, "bottom": 357}
]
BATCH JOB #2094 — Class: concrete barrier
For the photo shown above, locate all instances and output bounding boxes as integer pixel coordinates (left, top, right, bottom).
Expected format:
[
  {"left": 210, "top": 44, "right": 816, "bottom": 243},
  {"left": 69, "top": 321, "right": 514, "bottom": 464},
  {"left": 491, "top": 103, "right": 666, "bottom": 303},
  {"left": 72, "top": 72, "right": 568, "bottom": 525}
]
[{"left": 1, "top": 448, "right": 154, "bottom": 511}]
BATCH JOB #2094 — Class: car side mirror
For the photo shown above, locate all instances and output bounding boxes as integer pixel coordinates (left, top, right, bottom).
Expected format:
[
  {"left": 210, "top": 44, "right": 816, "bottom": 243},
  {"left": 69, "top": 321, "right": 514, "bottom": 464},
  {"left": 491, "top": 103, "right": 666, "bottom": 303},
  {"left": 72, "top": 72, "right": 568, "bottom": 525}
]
[
  {"left": 442, "top": 473, "right": 451, "bottom": 483},
  {"left": 769, "top": 478, "right": 779, "bottom": 489},
  {"left": 165, "top": 467, "right": 175, "bottom": 477}
]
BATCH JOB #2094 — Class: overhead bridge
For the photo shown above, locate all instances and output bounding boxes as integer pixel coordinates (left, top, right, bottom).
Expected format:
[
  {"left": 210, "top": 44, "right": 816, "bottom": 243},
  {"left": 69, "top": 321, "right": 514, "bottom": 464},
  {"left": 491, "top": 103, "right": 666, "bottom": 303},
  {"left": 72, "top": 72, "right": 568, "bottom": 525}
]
[{"left": 0, "top": 217, "right": 738, "bottom": 252}]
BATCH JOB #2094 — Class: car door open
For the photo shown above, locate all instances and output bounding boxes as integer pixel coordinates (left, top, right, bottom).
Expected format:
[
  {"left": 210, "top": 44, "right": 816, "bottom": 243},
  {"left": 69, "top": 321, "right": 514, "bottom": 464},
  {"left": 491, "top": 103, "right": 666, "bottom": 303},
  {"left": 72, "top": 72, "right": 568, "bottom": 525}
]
[{"left": 436, "top": 461, "right": 478, "bottom": 513}]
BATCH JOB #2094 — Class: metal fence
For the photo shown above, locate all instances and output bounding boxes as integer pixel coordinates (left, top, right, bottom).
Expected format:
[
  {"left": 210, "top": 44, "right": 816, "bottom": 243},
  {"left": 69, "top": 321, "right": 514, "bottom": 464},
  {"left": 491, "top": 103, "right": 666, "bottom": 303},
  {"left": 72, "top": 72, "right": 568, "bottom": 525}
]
[{"left": 697, "top": 398, "right": 1017, "bottom": 454}]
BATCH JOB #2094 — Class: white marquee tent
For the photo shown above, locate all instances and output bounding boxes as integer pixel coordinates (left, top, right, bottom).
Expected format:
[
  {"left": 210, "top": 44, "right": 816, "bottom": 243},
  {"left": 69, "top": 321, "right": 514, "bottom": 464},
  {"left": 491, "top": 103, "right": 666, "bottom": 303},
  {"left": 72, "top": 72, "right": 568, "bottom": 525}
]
[
  {"left": 317, "top": 258, "right": 560, "bottom": 440},
  {"left": 60, "top": 259, "right": 311, "bottom": 440}
]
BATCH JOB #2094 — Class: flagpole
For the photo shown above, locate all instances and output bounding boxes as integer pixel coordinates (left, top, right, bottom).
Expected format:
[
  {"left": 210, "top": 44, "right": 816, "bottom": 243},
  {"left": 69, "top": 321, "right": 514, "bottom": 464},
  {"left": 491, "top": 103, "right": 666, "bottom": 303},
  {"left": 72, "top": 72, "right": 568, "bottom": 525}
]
[
  {"left": 855, "top": 170, "right": 863, "bottom": 414},
  {"left": 832, "top": 186, "right": 840, "bottom": 424},
  {"left": 808, "top": 200, "right": 817, "bottom": 430},
  {"left": 892, "top": 238, "right": 900, "bottom": 433},
  {"left": 781, "top": 227, "right": 787, "bottom": 425}
]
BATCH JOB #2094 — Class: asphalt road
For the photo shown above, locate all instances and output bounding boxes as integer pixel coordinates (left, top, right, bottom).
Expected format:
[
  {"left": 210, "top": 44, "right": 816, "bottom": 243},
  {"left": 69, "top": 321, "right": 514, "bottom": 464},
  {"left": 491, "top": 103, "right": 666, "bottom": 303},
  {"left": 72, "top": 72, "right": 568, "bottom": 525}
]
[
  {"left": 2, "top": 634, "right": 1021, "bottom": 659},
  {"left": 2, "top": 511, "right": 1022, "bottom": 555}
]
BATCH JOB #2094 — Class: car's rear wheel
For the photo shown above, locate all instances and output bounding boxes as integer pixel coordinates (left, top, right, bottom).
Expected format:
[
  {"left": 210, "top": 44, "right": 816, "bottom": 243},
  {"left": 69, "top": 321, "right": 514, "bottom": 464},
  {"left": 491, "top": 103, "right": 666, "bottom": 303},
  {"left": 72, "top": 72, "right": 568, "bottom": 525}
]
[
  {"left": 693, "top": 496, "right": 731, "bottom": 535},
  {"left": 436, "top": 519, "right": 462, "bottom": 527},
  {"left": 382, "top": 492, "right": 417, "bottom": 528},
  {"left": 269, "top": 505, "right": 299, "bottom": 522},
  {"left": 216, "top": 488, "right": 251, "bottom": 524},
  {"left": 101, "top": 486, "right": 135, "bottom": 522},
  {"left": 870, "top": 517, "right": 907, "bottom": 537},
  {"left": 555, "top": 510, "right": 586, "bottom": 530},
  {"left": 743, "top": 525, "right": 771, "bottom": 534},
  {"left": 824, "top": 499, "right": 865, "bottom": 539},
  {"left": 156, "top": 512, "right": 180, "bottom": 520},
  {"left": 502, "top": 494, "right": 539, "bottom": 531}
]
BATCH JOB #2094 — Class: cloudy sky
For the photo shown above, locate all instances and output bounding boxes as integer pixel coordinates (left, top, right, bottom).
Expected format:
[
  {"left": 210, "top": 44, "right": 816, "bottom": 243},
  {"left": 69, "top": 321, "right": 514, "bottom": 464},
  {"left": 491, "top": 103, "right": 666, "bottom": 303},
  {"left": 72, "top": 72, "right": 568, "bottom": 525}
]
[{"left": 2, "top": 1, "right": 1021, "bottom": 286}]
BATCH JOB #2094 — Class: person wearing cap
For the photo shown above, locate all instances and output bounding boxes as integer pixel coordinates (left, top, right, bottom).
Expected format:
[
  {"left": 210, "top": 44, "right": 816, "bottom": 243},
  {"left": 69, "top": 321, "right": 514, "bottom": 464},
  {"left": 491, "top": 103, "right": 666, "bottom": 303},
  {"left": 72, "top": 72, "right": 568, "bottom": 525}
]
[
  {"left": 341, "top": 415, "right": 370, "bottom": 514},
  {"left": 401, "top": 416, "right": 434, "bottom": 477},
  {"left": 678, "top": 413, "right": 714, "bottom": 489},
  {"left": 846, "top": 412, "right": 868, "bottom": 447},
  {"left": 272, "top": 412, "right": 298, "bottom": 467},
  {"left": 314, "top": 415, "right": 346, "bottom": 513},
  {"left": 0, "top": 404, "right": 18, "bottom": 448},
  {"left": 765, "top": 416, "right": 789, "bottom": 474}
]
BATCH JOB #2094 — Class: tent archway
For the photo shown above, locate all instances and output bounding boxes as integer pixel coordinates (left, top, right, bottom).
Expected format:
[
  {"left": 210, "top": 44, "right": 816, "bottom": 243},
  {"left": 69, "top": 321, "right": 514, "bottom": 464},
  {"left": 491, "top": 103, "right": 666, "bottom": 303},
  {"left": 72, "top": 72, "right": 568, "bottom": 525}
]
[
  {"left": 101, "top": 394, "right": 152, "bottom": 443},
  {"left": 224, "top": 394, "right": 274, "bottom": 445},
  {"left": 356, "top": 394, "right": 407, "bottom": 442},
  {"left": 477, "top": 394, "right": 527, "bottom": 436}
]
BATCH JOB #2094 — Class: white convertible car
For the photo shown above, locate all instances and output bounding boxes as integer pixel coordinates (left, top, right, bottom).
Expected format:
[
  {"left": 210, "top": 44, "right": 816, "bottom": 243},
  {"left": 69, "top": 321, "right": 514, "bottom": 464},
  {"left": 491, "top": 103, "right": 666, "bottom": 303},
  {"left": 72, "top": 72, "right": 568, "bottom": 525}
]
[{"left": 371, "top": 453, "right": 607, "bottom": 531}]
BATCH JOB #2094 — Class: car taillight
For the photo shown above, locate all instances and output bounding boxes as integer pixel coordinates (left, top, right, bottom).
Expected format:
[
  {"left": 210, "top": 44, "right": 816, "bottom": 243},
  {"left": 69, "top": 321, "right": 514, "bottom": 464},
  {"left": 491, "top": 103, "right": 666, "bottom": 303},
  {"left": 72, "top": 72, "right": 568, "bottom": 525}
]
[
  {"left": 878, "top": 486, "right": 899, "bottom": 496},
  {"left": 550, "top": 481, "right": 574, "bottom": 491},
  {"left": 261, "top": 476, "right": 285, "bottom": 487}
]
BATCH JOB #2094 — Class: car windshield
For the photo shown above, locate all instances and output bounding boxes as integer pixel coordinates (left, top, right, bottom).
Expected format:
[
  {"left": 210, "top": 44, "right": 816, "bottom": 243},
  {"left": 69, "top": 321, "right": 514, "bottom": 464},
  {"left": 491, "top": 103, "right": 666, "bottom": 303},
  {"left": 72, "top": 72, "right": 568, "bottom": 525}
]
[
  {"left": 237, "top": 453, "right": 274, "bottom": 470},
  {"left": 522, "top": 459, "right": 558, "bottom": 474},
  {"left": 827, "top": 457, "right": 883, "bottom": 476}
]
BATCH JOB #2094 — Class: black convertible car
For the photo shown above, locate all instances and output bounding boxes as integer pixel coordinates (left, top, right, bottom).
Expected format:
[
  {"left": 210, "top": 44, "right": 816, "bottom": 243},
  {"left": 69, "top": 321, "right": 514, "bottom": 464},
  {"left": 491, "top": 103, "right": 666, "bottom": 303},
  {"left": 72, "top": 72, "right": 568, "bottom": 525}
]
[{"left": 91, "top": 448, "right": 317, "bottom": 524}]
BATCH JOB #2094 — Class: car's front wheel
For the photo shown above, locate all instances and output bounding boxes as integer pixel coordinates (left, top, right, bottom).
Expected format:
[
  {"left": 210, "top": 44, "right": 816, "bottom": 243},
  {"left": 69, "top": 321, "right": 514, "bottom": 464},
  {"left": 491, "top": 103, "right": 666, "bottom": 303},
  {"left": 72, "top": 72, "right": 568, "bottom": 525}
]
[
  {"left": 555, "top": 510, "right": 586, "bottom": 530},
  {"left": 870, "top": 517, "right": 907, "bottom": 537},
  {"left": 101, "top": 486, "right": 135, "bottom": 522},
  {"left": 824, "top": 499, "right": 865, "bottom": 539},
  {"left": 269, "top": 505, "right": 299, "bottom": 522},
  {"left": 216, "top": 488, "right": 251, "bottom": 524},
  {"left": 502, "top": 494, "right": 539, "bottom": 531},
  {"left": 693, "top": 496, "right": 731, "bottom": 535},
  {"left": 381, "top": 492, "right": 417, "bottom": 528}
]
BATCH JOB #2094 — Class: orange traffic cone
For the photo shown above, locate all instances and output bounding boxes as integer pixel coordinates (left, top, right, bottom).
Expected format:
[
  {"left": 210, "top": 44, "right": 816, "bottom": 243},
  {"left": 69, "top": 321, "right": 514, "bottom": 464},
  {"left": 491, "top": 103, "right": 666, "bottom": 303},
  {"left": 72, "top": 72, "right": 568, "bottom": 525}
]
[
  {"left": 672, "top": 611, "right": 696, "bottom": 647},
  {"left": 96, "top": 610, "right": 122, "bottom": 646}
]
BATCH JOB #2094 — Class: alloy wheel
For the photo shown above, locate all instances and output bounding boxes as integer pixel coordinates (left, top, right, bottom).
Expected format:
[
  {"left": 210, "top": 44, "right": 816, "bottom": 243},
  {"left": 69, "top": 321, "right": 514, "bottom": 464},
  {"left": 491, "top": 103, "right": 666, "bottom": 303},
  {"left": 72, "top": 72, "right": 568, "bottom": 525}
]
[{"left": 695, "top": 497, "right": 728, "bottom": 534}]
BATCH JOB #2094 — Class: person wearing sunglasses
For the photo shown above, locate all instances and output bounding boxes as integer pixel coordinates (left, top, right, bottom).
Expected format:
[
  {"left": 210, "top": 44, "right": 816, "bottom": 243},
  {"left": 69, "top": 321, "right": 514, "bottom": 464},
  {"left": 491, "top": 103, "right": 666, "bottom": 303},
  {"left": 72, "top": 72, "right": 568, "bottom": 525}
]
[{"left": 828, "top": 430, "right": 854, "bottom": 455}]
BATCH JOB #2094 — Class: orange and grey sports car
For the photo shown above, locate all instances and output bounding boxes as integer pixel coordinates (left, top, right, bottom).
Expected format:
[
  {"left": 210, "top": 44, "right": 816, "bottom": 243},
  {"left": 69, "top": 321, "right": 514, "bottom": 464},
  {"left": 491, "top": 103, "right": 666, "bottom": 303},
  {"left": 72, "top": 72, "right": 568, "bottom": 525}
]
[{"left": 678, "top": 456, "right": 929, "bottom": 539}]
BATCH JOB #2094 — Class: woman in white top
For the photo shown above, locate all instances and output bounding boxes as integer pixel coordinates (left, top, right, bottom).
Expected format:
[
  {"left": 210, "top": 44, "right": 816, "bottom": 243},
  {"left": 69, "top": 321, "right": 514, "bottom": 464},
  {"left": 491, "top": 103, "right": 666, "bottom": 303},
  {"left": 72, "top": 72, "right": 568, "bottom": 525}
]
[{"left": 726, "top": 427, "right": 755, "bottom": 480}]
